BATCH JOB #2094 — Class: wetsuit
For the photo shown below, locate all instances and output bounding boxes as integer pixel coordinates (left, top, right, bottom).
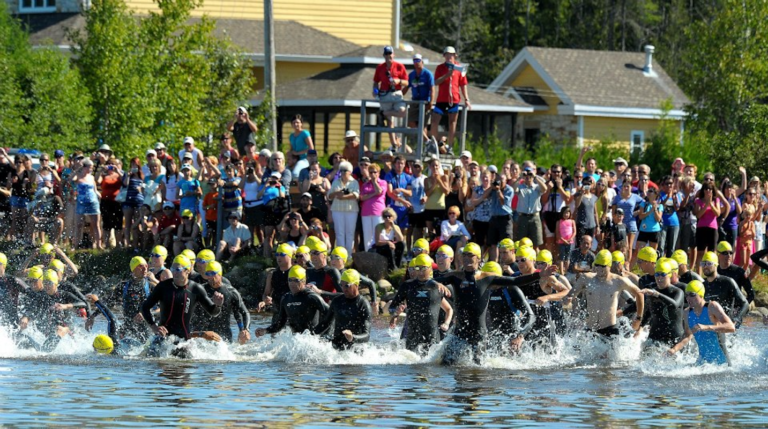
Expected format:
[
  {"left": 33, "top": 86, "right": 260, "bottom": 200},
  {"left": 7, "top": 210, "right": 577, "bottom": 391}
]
[
  {"left": 516, "top": 272, "right": 558, "bottom": 347},
  {"left": 17, "top": 290, "right": 86, "bottom": 352},
  {"left": 645, "top": 286, "right": 684, "bottom": 346},
  {"left": 688, "top": 303, "right": 729, "bottom": 365},
  {"left": 266, "top": 289, "right": 329, "bottom": 334},
  {"left": 315, "top": 294, "right": 372, "bottom": 350},
  {"left": 192, "top": 279, "right": 250, "bottom": 342},
  {"left": 59, "top": 281, "right": 91, "bottom": 318},
  {"left": 717, "top": 264, "right": 755, "bottom": 305},
  {"left": 679, "top": 270, "right": 703, "bottom": 284},
  {"left": 340, "top": 269, "right": 377, "bottom": 306},
  {"left": 435, "top": 271, "right": 539, "bottom": 364},
  {"left": 91, "top": 299, "right": 142, "bottom": 356},
  {"left": 621, "top": 273, "right": 656, "bottom": 321},
  {"left": 389, "top": 278, "right": 449, "bottom": 353},
  {"left": 100, "top": 277, "right": 152, "bottom": 342},
  {"left": 702, "top": 275, "right": 748, "bottom": 328},
  {"left": 0, "top": 275, "right": 28, "bottom": 326},
  {"left": 307, "top": 265, "right": 342, "bottom": 302},
  {"left": 549, "top": 273, "right": 569, "bottom": 335},
  {"left": 140, "top": 278, "right": 221, "bottom": 340},
  {"left": 267, "top": 267, "right": 291, "bottom": 324}
]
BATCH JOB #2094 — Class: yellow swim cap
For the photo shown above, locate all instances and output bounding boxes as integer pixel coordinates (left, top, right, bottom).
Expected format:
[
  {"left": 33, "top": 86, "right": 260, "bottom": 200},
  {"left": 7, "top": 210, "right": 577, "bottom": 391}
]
[
  {"left": 49, "top": 259, "right": 65, "bottom": 274},
  {"left": 480, "top": 261, "right": 502, "bottom": 276},
  {"left": 637, "top": 246, "right": 658, "bottom": 263},
  {"left": 151, "top": 245, "right": 168, "bottom": 257},
  {"left": 205, "top": 261, "right": 223, "bottom": 275},
  {"left": 519, "top": 237, "right": 533, "bottom": 248},
  {"left": 275, "top": 243, "right": 296, "bottom": 257},
  {"left": 331, "top": 246, "right": 349, "bottom": 262},
  {"left": 181, "top": 209, "right": 194, "bottom": 218},
  {"left": 0, "top": 252, "right": 7, "bottom": 266},
  {"left": 27, "top": 266, "right": 44, "bottom": 280},
  {"left": 93, "top": 334, "right": 114, "bottom": 355},
  {"left": 413, "top": 238, "right": 430, "bottom": 253},
  {"left": 196, "top": 249, "right": 215, "bottom": 262},
  {"left": 686, "top": 280, "right": 705, "bottom": 297},
  {"left": 671, "top": 249, "right": 688, "bottom": 266},
  {"left": 716, "top": 241, "right": 733, "bottom": 253},
  {"left": 611, "top": 251, "right": 626, "bottom": 264},
  {"left": 497, "top": 238, "right": 515, "bottom": 250},
  {"left": 173, "top": 255, "right": 191, "bottom": 269},
  {"left": 410, "top": 254, "right": 433, "bottom": 268},
  {"left": 658, "top": 257, "right": 679, "bottom": 271},
  {"left": 288, "top": 265, "right": 306, "bottom": 281},
  {"left": 43, "top": 268, "right": 59, "bottom": 284},
  {"left": 296, "top": 245, "right": 310, "bottom": 256},
  {"left": 307, "top": 237, "right": 328, "bottom": 253},
  {"left": 463, "top": 242, "right": 482, "bottom": 258},
  {"left": 702, "top": 251, "right": 718, "bottom": 265},
  {"left": 655, "top": 260, "right": 673, "bottom": 275},
  {"left": 515, "top": 246, "right": 536, "bottom": 260},
  {"left": 130, "top": 256, "right": 147, "bottom": 272},
  {"left": 536, "top": 250, "right": 553, "bottom": 264},
  {"left": 40, "top": 243, "right": 55, "bottom": 255},
  {"left": 180, "top": 249, "right": 196, "bottom": 262},
  {"left": 594, "top": 249, "right": 613, "bottom": 266},
  {"left": 437, "top": 245, "right": 454, "bottom": 258},
  {"left": 341, "top": 269, "right": 361, "bottom": 285}
]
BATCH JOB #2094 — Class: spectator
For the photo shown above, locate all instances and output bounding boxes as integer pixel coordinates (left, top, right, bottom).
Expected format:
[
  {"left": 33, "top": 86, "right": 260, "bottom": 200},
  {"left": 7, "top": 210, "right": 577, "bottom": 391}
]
[
  {"left": 144, "top": 159, "right": 165, "bottom": 214},
  {"left": 177, "top": 163, "right": 202, "bottom": 220},
  {"left": 613, "top": 158, "right": 629, "bottom": 188},
  {"left": 575, "top": 146, "right": 600, "bottom": 182},
  {"left": 325, "top": 152, "right": 343, "bottom": 183},
  {"left": 173, "top": 209, "right": 200, "bottom": 256},
  {"left": 73, "top": 159, "right": 103, "bottom": 250},
  {"left": 121, "top": 157, "right": 145, "bottom": 248},
  {"left": 633, "top": 164, "right": 659, "bottom": 190},
  {"left": 288, "top": 114, "right": 315, "bottom": 178},
  {"left": 327, "top": 161, "right": 360, "bottom": 255},
  {"left": 402, "top": 53, "right": 434, "bottom": 142},
  {"left": 635, "top": 187, "right": 663, "bottom": 251},
  {"left": 407, "top": 159, "right": 427, "bottom": 247},
  {"left": 296, "top": 192, "right": 324, "bottom": 228},
  {"left": 217, "top": 211, "right": 251, "bottom": 263},
  {"left": 9, "top": 153, "right": 35, "bottom": 241},
  {"left": 227, "top": 106, "right": 258, "bottom": 155},
  {"left": 384, "top": 155, "right": 413, "bottom": 237},
  {"left": 142, "top": 149, "right": 167, "bottom": 177},
  {"left": 574, "top": 175, "right": 599, "bottom": 244},
  {"left": 264, "top": 151, "right": 292, "bottom": 189},
  {"left": 659, "top": 175, "right": 682, "bottom": 257},
  {"left": 678, "top": 176, "right": 699, "bottom": 265},
  {"left": 96, "top": 156, "right": 123, "bottom": 247},
  {"left": 486, "top": 166, "right": 515, "bottom": 261},
  {"left": 440, "top": 205, "right": 470, "bottom": 255},
  {"left": 568, "top": 235, "right": 595, "bottom": 277},
  {"left": 445, "top": 164, "right": 468, "bottom": 222},
  {"left": 161, "top": 158, "right": 181, "bottom": 209},
  {"left": 424, "top": 158, "right": 450, "bottom": 238},
  {"left": 693, "top": 178, "right": 729, "bottom": 270},
  {"left": 298, "top": 150, "right": 327, "bottom": 182},
  {"left": 300, "top": 162, "right": 330, "bottom": 223},
  {"left": 556, "top": 207, "right": 576, "bottom": 273},
  {"left": 179, "top": 137, "right": 204, "bottom": 170},
  {"left": 219, "top": 132, "right": 240, "bottom": 163},
  {"left": 542, "top": 164, "right": 570, "bottom": 260},
  {"left": 720, "top": 180, "right": 740, "bottom": 248},
  {"left": 360, "top": 163, "right": 387, "bottom": 250},
  {"left": 304, "top": 217, "right": 332, "bottom": 250},
  {"left": 737, "top": 193, "right": 760, "bottom": 269},
  {"left": 28, "top": 185, "right": 64, "bottom": 245},
  {"left": 683, "top": 163, "right": 702, "bottom": 194},
  {"left": 468, "top": 169, "right": 494, "bottom": 251},
  {"left": 430, "top": 46, "right": 471, "bottom": 150},
  {"left": 154, "top": 142, "right": 173, "bottom": 164},
  {"left": 512, "top": 167, "right": 547, "bottom": 248},
  {"left": 374, "top": 207, "right": 405, "bottom": 271},
  {"left": 373, "top": 45, "right": 408, "bottom": 151},
  {"left": 612, "top": 180, "right": 644, "bottom": 268},
  {"left": 156, "top": 201, "right": 181, "bottom": 249},
  {"left": 240, "top": 163, "right": 261, "bottom": 247},
  {"left": 221, "top": 164, "right": 243, "bottom": 218},
  {"left": 278, "top": 211, "right": 307, "bottom": 245},
  {"left": 259, "top": 171, "right": 288, "bottom": 258},
  {"left": 342, "top": 131, "right": 367, "bottom": 169},
  {"left": 459, "top": 150, "right": 472, "bottom": 170},
  {"left": 201, "top": 178, "right": 219, "bottom": 248},
  {"left": 131, "top": 204, "right": 156, "bottom": 250}
]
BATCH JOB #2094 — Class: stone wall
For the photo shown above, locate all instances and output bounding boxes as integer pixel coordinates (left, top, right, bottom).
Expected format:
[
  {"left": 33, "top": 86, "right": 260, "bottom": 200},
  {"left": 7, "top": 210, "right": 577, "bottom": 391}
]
[{"left": 515, "top": 114, "right": 578, "bottom": 142}]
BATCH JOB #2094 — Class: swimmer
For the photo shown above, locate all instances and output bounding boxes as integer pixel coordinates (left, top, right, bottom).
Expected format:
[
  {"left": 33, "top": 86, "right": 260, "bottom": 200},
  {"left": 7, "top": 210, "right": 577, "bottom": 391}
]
[
  {"left": 294, "top": 245, "right": 311, "bottom": 269},
  {"left": 0, "top": 253, "right": 30, "bottom": 327},
  {"left": 194, "top": 261, "right": 251, "bottom": 344},
  {"left": 435, "top": 245, "right": 455, "bottom": 276},
  {"left": 255, "top": 265, "right": 329, "bottom": 337},
  {"left": 258, "top": 243, "right": 295, "bottom": 325},
  {"left": 190, "top": 249, "right": 216, "bottom": 284},
  {"left": 534, "top": 249, "right": 572, "bottom": 336},
  {"left": 147, "top": 245, "right": 172, "bottom": 285},
  {"left": 715, "top": 241, "right": 755, "bottom": 306},
  {"left": 671, "top": 249, "right": 703, "bottom": 284},
  {"left": 315, "top": 269, "right": 372, "bottom": 350},
  {"left": 480, "top": 260, "right": 536, "bottom": 355},
  {"left": 668, "top": 280, "right": 735, "bottom": 366},
  {"left": 86, "top": 293, "right": 145, "bottom": 356},
  {"left": 305, "top": 237, "right": 342, "bottom": 300},
  {"left": 639, "top": 260, "right": 684, "bottom": 348},
  {"left": 569, "top": 250, "right": 645, "bottom": 339},
  {"left": 497, "top": 239, "right": 519, "bottom": 275},
  {"left": 699, "top": 251, "right": 748, "bottom": 328},
  {"left": 327, "top": 246, "right": 378, "bottom": 314}
]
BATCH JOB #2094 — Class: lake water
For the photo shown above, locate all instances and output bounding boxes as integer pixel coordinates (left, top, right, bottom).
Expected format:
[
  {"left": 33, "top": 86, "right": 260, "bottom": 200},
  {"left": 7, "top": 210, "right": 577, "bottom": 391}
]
[{"left": 1, "top": 316, "right": 767, "bottom": 427}]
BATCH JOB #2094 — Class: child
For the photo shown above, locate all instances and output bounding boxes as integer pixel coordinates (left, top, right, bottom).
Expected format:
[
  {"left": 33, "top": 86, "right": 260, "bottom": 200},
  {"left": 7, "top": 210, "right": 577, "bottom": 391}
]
[
  {"left": 556, "top": 206, "right": 576, "bottom": 273},
  {"left": 610, "top": 208, "right": 628, "bottom": 267},
  {"left": 202, "top": 180, "right": 219, "bottom": 248},
  {"left": 738, "top": 203, "right": 758, "bottom": 270}
]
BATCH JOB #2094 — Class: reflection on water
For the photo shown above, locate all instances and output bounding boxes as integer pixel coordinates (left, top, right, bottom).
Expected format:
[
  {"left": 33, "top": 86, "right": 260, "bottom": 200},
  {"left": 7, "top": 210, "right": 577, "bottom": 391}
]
[{"left": 0, "top": 320, "right": 767, "bottom": 426}]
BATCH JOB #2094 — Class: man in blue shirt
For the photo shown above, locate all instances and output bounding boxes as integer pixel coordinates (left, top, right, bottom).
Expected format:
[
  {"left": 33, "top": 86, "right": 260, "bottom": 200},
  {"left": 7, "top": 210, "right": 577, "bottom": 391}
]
[
  {"left": 486, "top": 165, "right": 515, "bottom": 262},
  {"left": 402, "top": 53, "right": 434, "bottom": 142},
  {"left": 384, "top": 155, "right": 413, "bottom": 232}
]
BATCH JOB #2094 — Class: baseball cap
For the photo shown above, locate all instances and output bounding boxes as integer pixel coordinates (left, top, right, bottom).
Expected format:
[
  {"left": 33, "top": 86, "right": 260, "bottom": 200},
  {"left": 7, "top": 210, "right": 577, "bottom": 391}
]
[
  {"left": 345, "top": 130, "right": 358, "bottom": 139},
  {"left": 468, "top": 160, "right": 479, "bottom": 167},
  {"left": 183, "top": 152, "right": 193, "bottom": 160},
  {"left": 98, "top": 144, "right": 112, "bottom": 152},
  {"left": 222, "top": 150, "right": 231, "bottom": 159},
  {"left": 54, "top": 150, "right": 65, "bottom": 158},
  {"left": 228, "top": 211, "right": 241, "bottom": 220},
  {"left": 259, "top": 149, "right": 272, "bottom": 158},
  {"left": 413, "top": 159, "right": 423, "bottom": 167},
  {"left": 413, "top": 53, "right": 423, "bottom": 62},
  {"left": 146, "top": 149, "right": 157, "bottom": 157},
  {"left": 154, "top": 142, "right": 166, "bottom": 150},
  {"left": 183, "top": 137, "right": 194, "bottom": 145},
  {"left": 443, "top": 46, "right": 456, "bottom": 54},
  {"left": 383, "top": 46, "right": 394, "bottom": 55},
  {"left": 82, "top": 159, "right": 93, "bottom": 167},
  {"left": 163, "top": 201, "right": 175, "bottom": 209},
  {"left": 360, "top": 156, "right": 371, "bottom": 164},
  {"left": 487, "top": 165, "right": 498, "bottom": 174},
  {"left": 270, "top": 171, "right": 281, "bottom": 179},
  {"left": 460, "top": 150, "right": 471, "bottom": 159},
  {"left": 615, "top": 207, "right": 624, "bottom": 215},
  {"left": 301, "top": 192, "right": 312, "bottom": 199},
  {"left": 613, "top": 157, "right": 628, "bottom": 165}
]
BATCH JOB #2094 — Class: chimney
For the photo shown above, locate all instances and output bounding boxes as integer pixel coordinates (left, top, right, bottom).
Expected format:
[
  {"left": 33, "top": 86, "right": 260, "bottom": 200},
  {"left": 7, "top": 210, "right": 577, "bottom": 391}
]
[{"left": 643, "top": 45, "right": 656, "bottom": 76}]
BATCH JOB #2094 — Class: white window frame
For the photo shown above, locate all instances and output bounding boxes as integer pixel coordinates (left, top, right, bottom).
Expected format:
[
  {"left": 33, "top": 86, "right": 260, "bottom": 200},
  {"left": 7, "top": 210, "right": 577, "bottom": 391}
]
[
  {"left": 18, "top": 0, "right": 57, "bottom": 13},
  {"left": 630, "top": 130, "right": 645, "bottom": 153}
]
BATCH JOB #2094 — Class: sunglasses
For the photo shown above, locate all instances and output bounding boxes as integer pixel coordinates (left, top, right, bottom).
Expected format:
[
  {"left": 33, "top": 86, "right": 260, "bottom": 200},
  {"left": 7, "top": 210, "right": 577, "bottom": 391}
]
[
  {"left": 196, "top": 258, "right": 212, "bottom": 264},
  {"left": 654, "top": 272, "right": 669, "bottom": 278},
  {"left": 329, "top": 255, "right": 343, "bottom": 261},
  {"left": 719, "top": 251, "right": 734, "bottom": 256},
  {"left": 341, "top": 283, "right": 356, "bottom": 288},
  {"left": 462, "top": 252, "right": 477, "bottom": 257},
  {"left": 515, "top": 258, "right": 528, "bottom": 263},
  {"left": 534, "top": 261, "right": 547, "bottom": 266},
  {"left": 150, "top": 253, "right": 164, "bottom": 258},
  {"left": 288, "top": 278, "right": 303, "bottom": 283},
  {"left": 275, "top": 253, "right": 290, "bottom": 258},
  {"left": 171, "top": 266, "right": 187, "bottom": 272},
  {"left": 205, "top": 271, "right": 221, "bottom": 277},
  {"left": 748, "top": 193, "right": 757, "bottom": 196},
  {"left": 685, "top": 292, "right": 699, "bottom": 298},
  {"left": 383, "top": 215, "right": 393, "bottom": 219},
  {"left": 700, "top": 261, "right": 715, "bottom": 267},
  {"left": 594, "top": 263, "right": 609, "bottom": 268},
  {"left": 436, "top": 253, "right": 451, "bottom": 259},
  {"left": 409, "top": 266, "right": 428, "bottom": 271}
]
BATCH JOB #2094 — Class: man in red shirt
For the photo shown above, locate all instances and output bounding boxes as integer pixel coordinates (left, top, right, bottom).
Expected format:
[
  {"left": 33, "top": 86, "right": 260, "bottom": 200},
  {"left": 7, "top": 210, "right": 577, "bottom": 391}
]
[
  {"left": 430, "top": 46, "right": 472, "bottom": 151},
  {"left": 373, "top": 46, "right": 408, "bottom": 152},
  {"left": 157, "top": 201, "right": 181, "bottom": 249}
]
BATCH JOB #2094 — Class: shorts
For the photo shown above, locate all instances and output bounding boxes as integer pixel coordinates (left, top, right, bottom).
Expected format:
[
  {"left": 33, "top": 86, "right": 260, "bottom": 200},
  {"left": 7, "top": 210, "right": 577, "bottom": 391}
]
[
  {"left": 558, "top": 244, "right": 572, "bottom": 261},
  {"left": 423, "top": 209, "right": 445, "bottom": 226},
  {"left": 472, "top": 220, "right": 490, "bottom": 247},
  {"left": 487, "top": 215, "right": 513, "bottom": 246},
  {"left": 696, "top": 226, "right": 717, "bottom": 251},
  {"left": 100, "top": 199, "right": 122, "bottom": 230},
  {"left": 409, "top": 211, "right": 427, "bottom": 228},
  {"left": 391, "top": 205, "right": 409, "bottom": 229},
  {"left": 589, "top": 324, "right": 621, "bottom": 339},
  {"left": 205, "top": 220, "right": 217, "bottom": 235},
  {"left": 379, "top": 91, "right": 406, "bottom": 112},
  {"left": 625, "top": 221, "right": 639, "bottom": 234},
  {"left": 542, "top": 211, "right": 559, "bottom": 238},
  {"left": 10, "top": 196, "right": 29, "bottom": 209},
  {"left": 517, "top": 213, "right": 543, "bottom": 246},
  {"left": 637, "top": 230, "right": 660, "bottom": 244},
  {"left": 77, "top": 200, "right": 100, "bottom": 216},
  {"left": 407, "top": 104, "right": 432, "bottom": 125},
  {"left": 433, "top": 102, "right": 460, "bottom": 116},
  {"left": 244, "top": 205, "right": 262, "bottom": 228},
  {"left": 445, "top": 235, "right": 463, "bottom": 248},
  {"left": 679, "top": 222, "right": 696, "bottom": 250}
]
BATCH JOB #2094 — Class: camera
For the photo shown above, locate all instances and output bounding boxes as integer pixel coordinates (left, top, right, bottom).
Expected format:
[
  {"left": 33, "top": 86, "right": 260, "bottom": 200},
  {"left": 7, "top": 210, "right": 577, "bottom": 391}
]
[
  {"left": 492, "top": 179, "right": 501, "bottom": 188},
  {"left": 454, "top": 171, "right": 461, "bottom": 179},
  {"left": 342, "top": 188, "right": 351, "bottom": 195},
  {"left": 246, "top": 167, "right": 254, "bottom": 175}
]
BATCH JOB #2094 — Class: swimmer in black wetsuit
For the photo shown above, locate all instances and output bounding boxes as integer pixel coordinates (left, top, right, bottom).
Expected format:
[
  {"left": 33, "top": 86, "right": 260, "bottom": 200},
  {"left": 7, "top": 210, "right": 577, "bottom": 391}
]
[
  {"left": 193, "top": 261, "right": 251, "bottom": 344},
  {"left": 0, "top": 252, "right": 30, "bottom": 327},
  {"left": 533, "top": 249, "right": 572, "bottom": 336},
  {"left": 147, "top": 245, "right": 172, "bottom": 286},
  {"left": 189, "top": 249, "right": 217, "bottom": 285},
  {"left": 620, "top": 246, "right": 658, "bottom": 322},
  {"left": 328, "top": 246, "right": 379, "bottom": 315},
  {"left": 639, "top": 260, "right": 684, "bottom": 348},
  {"left": 255, "top": 265, "right": 330, "bottom": 336},
  {"left": 141, "top": 255, "right": 224, "bottom": 356},
  {"left": 700, "top": 251, "right": 748, "bottom": 328},
  {"left": 315, "top": 269, "right": 372, "bottom": 350},
  {"left": 497, "top": 238, "right": 520, "bottom": 275},
  {"left": 305, "top": 238, "right": 342, "bottom": 301},
  {"left": 671, "top": 249, "right": 703, "bottom": 284},
  {"left": 85, "top": 293, "right": 146, "bottom": 356},
  {"left": 481, "top": 260, "right": 536, "bottom": 355},
  {"left": 434, "top": 242, "right": 554, "bottom": 365},
  {"left": 715, "top": 241, "right": 755, "bottom": 306},
  {"left": 388, "top": 254, "right": 453, "bottom": 355},
  {"left": 258, "top": 243, "right": 295, "bottom": 324}
]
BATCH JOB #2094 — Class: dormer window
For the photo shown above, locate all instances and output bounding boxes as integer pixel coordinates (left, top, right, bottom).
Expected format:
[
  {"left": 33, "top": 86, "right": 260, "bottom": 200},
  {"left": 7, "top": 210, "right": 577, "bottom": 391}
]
[{"left": 19, "top": 0, "right": 57, "bottom": 13}]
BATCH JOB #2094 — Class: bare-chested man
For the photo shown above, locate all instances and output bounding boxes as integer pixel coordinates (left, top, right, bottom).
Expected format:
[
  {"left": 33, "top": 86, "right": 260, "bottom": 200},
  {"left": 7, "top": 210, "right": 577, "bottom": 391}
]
[{"left": 570, "top": 249, "right": 645, "bottom": 338}]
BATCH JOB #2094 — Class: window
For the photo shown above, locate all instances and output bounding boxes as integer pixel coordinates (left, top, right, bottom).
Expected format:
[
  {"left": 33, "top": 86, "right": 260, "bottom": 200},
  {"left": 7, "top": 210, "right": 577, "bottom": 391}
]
[
  {"left": 19, "top": 0, "right": 56, "bottom": 13},
  {"left": 630, "top": 130, "right": 645, "bottom": 154}
]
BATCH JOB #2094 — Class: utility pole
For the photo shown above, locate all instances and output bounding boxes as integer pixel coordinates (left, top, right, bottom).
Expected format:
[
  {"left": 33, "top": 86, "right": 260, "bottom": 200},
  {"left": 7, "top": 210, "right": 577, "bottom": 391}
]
[{"left": 264, "top": 0, "right": 278, "bottom": 151}]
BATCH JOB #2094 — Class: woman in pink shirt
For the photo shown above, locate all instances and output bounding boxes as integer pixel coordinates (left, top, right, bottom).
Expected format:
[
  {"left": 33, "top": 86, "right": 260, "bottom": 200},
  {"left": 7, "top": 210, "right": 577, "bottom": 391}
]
[
  {"left": 693, "top": 178, "right": 730, "bottom": 271},
  {"left": 360, "top": 163, "right": 387, "bottom": 250}
]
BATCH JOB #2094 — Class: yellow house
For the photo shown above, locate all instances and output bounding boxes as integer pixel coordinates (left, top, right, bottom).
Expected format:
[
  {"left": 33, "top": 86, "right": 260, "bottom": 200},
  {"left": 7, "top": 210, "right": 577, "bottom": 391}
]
[{"left": 488, "top": 46, "right": 689, "bottom": 151}]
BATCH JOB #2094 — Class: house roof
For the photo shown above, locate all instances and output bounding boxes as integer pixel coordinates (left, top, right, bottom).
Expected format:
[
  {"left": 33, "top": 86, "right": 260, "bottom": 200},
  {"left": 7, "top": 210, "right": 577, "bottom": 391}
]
[
  {"left": 15, "top": 13, "right": 360, "bottom": 58},
  {"left": 253, "top": 66, "right": 532, "bottom": 112},
  {"left": 489, "top": 47, "right": 690, "bottom": 116},
  {"left": 335, "top": 43, "right": 444, "bottom": 65}
]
